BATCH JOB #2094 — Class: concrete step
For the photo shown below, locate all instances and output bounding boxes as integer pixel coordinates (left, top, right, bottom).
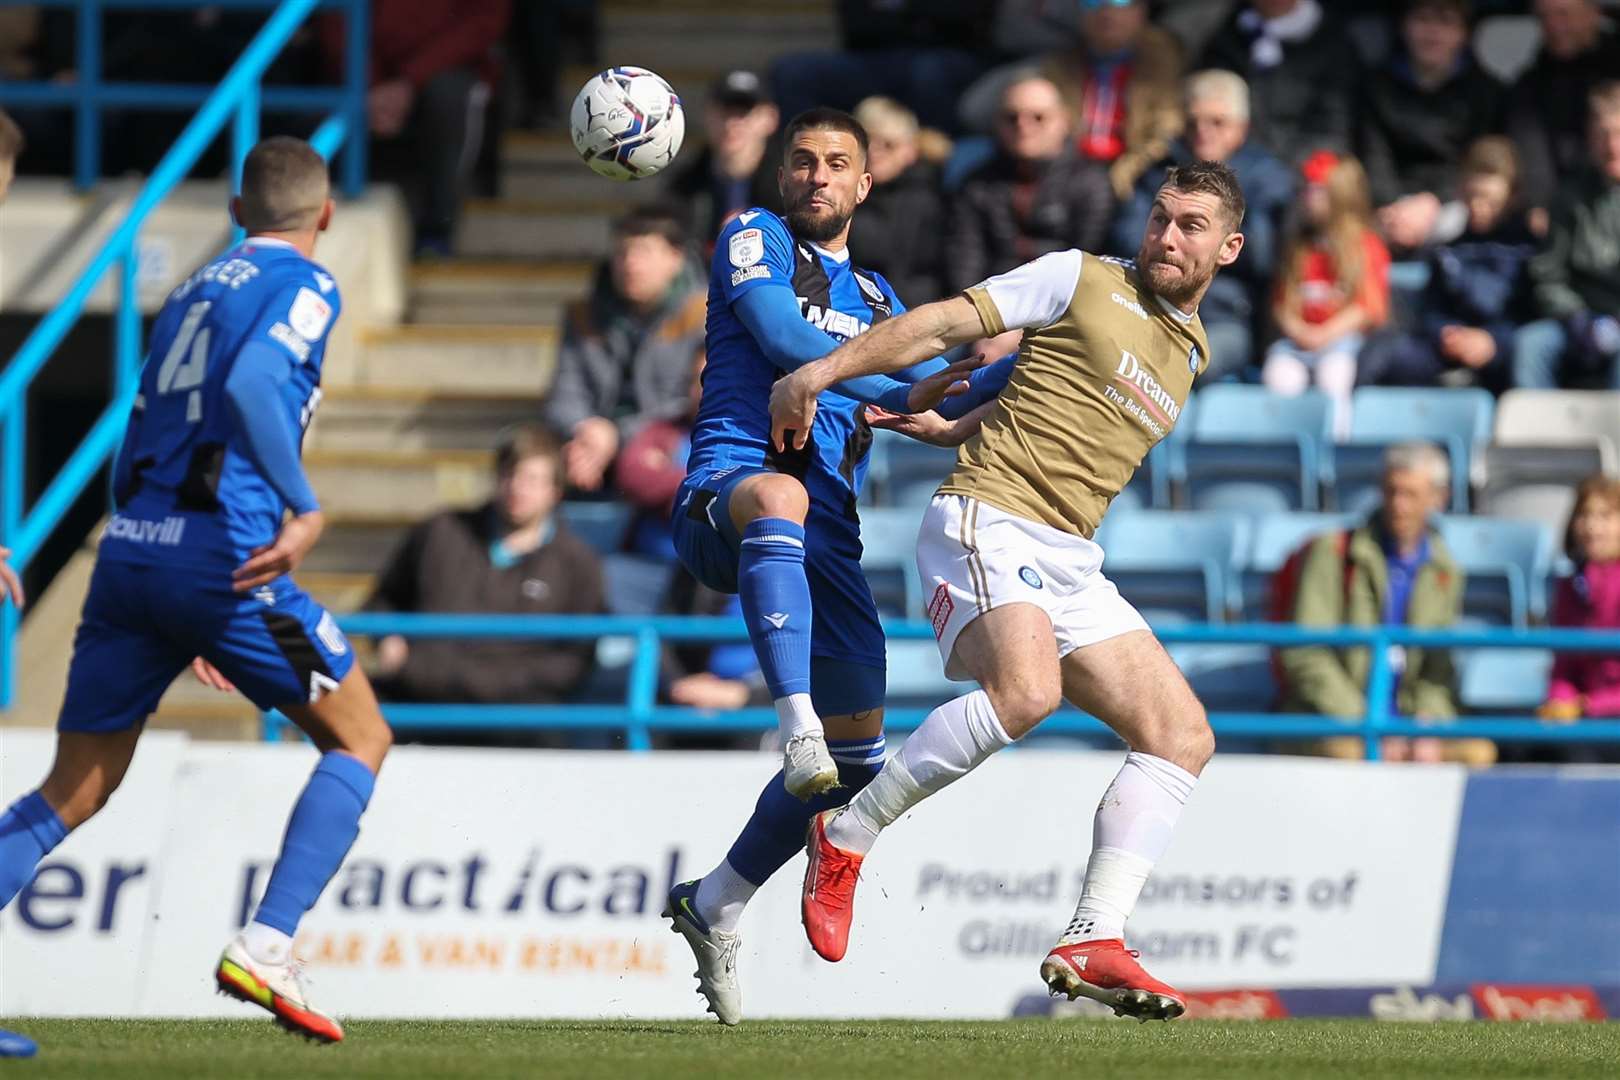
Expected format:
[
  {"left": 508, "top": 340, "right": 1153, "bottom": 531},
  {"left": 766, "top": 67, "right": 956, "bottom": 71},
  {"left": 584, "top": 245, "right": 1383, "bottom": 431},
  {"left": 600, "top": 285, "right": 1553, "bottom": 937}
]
[
  {"left": 500, "top": 131, "right": 678, "bottom": 202},
  {"left": 300, "top": 570, "right": 377, "bottom": 613},
  {"left": 304, "top": 519, "right": 416, "bottom": 576},
  {"left": 307, "top": 449, "right": 494, "bottom": 521},
  {"left": 457, "top": 198, "right": 619, "bottom": 260},
  {"left": 339, "top": 324, "right": 559, "bottom": 395},
  {"left": 311, "top": 386, "right": 546, "bottom": 453},
  {"left": 597, "top": 7, "right": 837, "bottom": 72},
  {"left": 407, "top": 258, "right": 590, "bottom": 326}
]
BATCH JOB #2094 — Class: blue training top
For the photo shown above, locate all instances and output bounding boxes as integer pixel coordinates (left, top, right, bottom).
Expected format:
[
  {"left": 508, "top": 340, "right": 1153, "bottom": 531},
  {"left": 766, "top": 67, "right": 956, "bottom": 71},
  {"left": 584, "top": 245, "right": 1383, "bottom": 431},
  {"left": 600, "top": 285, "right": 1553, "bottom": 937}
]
[
  {"left": 102, "top": 238, "right": 340, "bottom": 574},
  {"left": 689, "top": 208, "right": 914, "bottom": 514}
]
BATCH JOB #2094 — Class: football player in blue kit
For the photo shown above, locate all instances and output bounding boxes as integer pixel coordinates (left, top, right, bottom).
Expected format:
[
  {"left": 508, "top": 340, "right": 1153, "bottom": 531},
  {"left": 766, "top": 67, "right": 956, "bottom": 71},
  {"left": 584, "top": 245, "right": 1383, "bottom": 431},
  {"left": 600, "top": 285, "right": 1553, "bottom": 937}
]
[
  {"left": 0, "top": 137, "right": 390, "bottom": 1044},
  {"left": 662, "top": 108, "right": 1013, "bottom": 1023}
]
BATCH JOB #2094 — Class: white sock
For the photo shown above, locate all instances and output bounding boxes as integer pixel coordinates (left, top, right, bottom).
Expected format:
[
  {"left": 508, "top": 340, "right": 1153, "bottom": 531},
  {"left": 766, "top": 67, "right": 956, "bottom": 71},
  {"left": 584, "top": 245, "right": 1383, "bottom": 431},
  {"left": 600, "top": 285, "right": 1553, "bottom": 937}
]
[
  {"left": 828, "top": 689, "right": 1012, "bottom": 855},
  {"left": 1060, "top": 751, "right": 1198, "bottom": 944},
  {"left": 692, "top": 858, "right": 757, "bottom": 934},
  {"left": 242, "top": 920, "right": 294, "bottom": 966},
  {"left": 775, "top": 692, "right": 821, "bottom": 742}
]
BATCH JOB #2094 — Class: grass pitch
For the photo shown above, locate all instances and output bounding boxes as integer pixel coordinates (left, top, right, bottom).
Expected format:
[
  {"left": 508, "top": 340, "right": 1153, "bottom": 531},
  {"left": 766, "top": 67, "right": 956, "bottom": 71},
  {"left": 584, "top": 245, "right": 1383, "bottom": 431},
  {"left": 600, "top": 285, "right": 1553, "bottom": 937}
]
[{"left": 6, "top": 1018, "right": 1617, "bottom": 1079}]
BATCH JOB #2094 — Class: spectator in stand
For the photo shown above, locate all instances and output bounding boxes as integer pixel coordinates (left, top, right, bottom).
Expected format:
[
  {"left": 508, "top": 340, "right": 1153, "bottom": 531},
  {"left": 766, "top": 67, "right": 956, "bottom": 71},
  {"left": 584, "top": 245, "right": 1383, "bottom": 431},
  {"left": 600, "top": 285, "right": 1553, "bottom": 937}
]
[
  {"left": 945, "top": 74, "right": 1114, "bottom": 293},
  {"left": 1280, "top": 442, "right": 1492, "bottom": 766},
  {"left": 957, "top": 0, "right": 1183, "bottom": 201},
  {"left": 666, "top": 70, "right": 780, "bottom": 252},
  {"left": 1263, "top": 150, "right": 1391, "bottom": 439},
  {"left": 1200, "top": 0, "right": 1358, "bottom": 166},
  {"left": 613, "top": 348, "right": 704, "bottom": 558},
  {"left": 543, "top": 205, "right": 706, "bottom": 494},
  {"left": 320, "top": 0, "right": 510, "bottom": 255},
  {"left": 367, "top": 426, "right": 603, "bottom": 707},
  {"left": 1506, "top": 0, "right": 1620, "bottom": 226},
  {"left": 1513, "top": 82, "right": 1620, "bottom": 391},
  {"left": 1112, "top": 70, "right": 1293, "bottom": 381},
  {"left": 1540, "top": 476, "right": 1620, "bottom": 729},
  {"left": 0, "top": 109, "right": 21, "bottom": 202},
  {"left": 768, "top": 2, "right": 992, "bottom": 135},
  {"left": 1356, "top": 0, "right": 1506, "bottom": 255},
  {"left": 847, "top": 96, "right": 947, "bottom": 306},
  {"left": 1357, "top": 137, "right": 1534, "bottom": 394}
]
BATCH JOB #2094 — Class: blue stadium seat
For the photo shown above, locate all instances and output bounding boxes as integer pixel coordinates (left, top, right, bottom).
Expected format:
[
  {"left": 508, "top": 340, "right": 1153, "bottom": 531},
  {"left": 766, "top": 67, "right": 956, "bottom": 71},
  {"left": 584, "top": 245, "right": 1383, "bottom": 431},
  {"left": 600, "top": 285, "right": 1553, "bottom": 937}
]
[
  {"left": 857, "top": 505, "right": 927, "bottom": 618},
  {"left": 1434, "top": 515, "right": 1555, "bottom": 627},
  {"left": 559, "top": 500, "right": 632, "bottom": 554},
  {"left": 1173, "top": 385, "right": 1330, "bottom": 513},
  {"left": 1335, "top": 387, "right": 1493, "bottom": 512},
  {"left": 601, "top": 553, "right": 676, "bottom": 616},
  {"left": 1239, "top": 512, "right": 1360, "bottom": 618},
  {"left": 869, "top": 427, "right": 958, "bottom": 509},
  {"left": 1171, "top": 644, "right": 1276, "bottom": 712},
  {"left": 884, "top": 640, "right": 964, "bottom": 710},
  {"left": 1094, "top": 510, "right": 1249, "bottom": 622},
  {"left": 1457, "top": 648, "right": 1553, "bottom": 713}
]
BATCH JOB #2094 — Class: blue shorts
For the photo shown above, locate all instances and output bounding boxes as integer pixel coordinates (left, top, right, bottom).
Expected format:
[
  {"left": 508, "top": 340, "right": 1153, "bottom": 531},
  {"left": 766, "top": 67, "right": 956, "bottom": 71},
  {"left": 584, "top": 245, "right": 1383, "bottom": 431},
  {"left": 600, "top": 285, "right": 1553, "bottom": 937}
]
[
  {"left": 59, "top": 557, "right": 354, "bottom": 733},
  {"left": 674, "top": 467, "right": 886, "bottom": 712}
]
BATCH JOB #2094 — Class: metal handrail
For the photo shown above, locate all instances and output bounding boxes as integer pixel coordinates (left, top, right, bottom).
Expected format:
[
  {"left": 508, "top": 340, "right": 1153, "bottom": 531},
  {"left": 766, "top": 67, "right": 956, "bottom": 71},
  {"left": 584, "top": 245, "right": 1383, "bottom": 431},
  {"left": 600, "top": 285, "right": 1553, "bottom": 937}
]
[
  {"left": 263, "top": 615, "right": 1620, "bottom": 758},
  {"left": 0, "top": 0, "right": 364, "bottom": 706}
]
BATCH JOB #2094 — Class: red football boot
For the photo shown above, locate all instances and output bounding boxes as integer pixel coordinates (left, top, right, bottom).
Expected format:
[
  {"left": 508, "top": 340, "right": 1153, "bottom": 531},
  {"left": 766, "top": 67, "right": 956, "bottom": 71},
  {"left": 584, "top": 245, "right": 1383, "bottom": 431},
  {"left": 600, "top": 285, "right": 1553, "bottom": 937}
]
[
  {"left": 1040, "top": 938, "right": 1186, "bottom": 1021},
  {"left": 801, "top": 809, "right": 863, "bottom": 962}
]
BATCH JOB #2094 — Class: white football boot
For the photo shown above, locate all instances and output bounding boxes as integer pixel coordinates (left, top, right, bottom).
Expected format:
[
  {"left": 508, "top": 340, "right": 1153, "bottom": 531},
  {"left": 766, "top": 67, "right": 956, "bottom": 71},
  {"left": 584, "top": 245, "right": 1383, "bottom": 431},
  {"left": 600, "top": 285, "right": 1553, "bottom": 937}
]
[
  {"left": 664, "top": 880, "right": 742, "bottom": 1025},
  {"left": 215, "top": 934, "right": 344, "bottom": 1043},
  {"left": 783, "top": 732, "right": 840, "bottom": 799}
]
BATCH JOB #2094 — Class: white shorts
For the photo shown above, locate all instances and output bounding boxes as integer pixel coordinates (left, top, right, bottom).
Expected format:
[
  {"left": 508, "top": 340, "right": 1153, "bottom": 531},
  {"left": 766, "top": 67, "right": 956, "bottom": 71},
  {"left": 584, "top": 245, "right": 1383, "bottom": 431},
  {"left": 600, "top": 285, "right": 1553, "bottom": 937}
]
[{"left": 916, "top": 495, "right": 1149, "bottom": 680}]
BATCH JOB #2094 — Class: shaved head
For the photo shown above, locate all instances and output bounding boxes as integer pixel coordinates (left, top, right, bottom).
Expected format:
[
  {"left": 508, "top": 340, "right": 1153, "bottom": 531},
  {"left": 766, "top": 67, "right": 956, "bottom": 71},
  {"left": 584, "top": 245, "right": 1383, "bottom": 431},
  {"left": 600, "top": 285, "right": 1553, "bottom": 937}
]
[{"left": 236, "top": 136, "right": 330, "bottom": 234}]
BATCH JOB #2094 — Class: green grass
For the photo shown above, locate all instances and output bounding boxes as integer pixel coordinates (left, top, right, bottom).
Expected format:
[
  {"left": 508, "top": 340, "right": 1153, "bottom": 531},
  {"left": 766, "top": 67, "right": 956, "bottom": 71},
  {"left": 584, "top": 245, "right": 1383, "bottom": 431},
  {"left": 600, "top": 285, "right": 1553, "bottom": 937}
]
[{"left": 6, "top": 1019, "right": 1618, "bottom": 1079}]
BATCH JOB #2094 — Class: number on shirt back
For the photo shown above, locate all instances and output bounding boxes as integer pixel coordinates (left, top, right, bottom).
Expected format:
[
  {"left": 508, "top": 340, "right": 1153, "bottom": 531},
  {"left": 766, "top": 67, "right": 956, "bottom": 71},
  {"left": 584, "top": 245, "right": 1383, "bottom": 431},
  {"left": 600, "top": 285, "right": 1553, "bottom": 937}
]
[{"left": 156, "top": 300, "right": 211, "bottom": 422}]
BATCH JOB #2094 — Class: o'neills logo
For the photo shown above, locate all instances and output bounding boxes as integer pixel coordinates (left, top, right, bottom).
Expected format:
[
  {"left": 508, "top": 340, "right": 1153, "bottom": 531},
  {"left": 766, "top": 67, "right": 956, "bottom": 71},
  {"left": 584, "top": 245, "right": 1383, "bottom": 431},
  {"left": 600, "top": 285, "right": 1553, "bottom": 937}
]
[
  {"left": 1113, "top": 350, "right": 1182, "bottom": 425},
  {"left": 103, "top": 514, "right": 187, "bottom": 546}
]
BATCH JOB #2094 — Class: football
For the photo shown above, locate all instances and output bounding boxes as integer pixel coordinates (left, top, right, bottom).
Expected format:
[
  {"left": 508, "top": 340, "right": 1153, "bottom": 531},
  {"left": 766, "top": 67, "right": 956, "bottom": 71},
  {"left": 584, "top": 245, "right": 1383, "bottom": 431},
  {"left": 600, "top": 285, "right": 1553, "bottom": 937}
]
[{"left": 569, "top": 66, "right": 685, "bottom": 181}]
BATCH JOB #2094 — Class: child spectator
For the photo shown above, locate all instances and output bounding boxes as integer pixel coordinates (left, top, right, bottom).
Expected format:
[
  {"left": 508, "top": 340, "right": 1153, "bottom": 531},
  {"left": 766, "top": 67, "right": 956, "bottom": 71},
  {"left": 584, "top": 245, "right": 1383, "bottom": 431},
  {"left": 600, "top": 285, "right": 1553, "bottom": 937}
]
[
  {"left": 1262, "top": 151, "right": 1390, "bottom": 438},
  {"left": 1357, "top": 137, "right": 1534, "bottom": 394},
  {"left": 1541, "top": 475, "right": 1620, "bottom": 723}
]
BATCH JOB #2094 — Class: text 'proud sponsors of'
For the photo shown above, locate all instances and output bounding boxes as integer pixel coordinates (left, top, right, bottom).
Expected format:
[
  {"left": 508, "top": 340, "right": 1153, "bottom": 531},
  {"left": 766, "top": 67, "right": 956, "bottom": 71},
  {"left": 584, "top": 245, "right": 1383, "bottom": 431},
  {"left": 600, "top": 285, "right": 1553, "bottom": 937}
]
[{"left": 1, "top": 737, "right": 1465, "bottom": 1018}]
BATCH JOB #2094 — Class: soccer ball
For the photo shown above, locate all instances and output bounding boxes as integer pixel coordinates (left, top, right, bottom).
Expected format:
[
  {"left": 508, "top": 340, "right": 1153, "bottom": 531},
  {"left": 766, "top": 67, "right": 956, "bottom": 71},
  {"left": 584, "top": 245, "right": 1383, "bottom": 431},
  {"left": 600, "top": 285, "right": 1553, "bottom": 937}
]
[{"left": 570, "top": 66, "right": 685, "bottom": 181}]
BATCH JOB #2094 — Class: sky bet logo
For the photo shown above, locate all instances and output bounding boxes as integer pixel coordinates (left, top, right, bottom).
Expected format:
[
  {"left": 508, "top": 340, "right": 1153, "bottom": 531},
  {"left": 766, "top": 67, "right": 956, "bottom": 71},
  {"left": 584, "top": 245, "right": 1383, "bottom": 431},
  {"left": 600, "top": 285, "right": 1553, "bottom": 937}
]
[{"left": 235, "top": 848, "right": 690, "bottom": 927}]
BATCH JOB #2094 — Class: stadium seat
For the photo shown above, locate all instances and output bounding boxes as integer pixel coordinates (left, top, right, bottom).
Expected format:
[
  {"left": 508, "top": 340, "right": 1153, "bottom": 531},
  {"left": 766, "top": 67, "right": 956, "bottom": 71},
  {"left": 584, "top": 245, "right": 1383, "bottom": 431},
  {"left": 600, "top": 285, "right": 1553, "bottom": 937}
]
[
  {"left": 1457, "top": 648, "right": 1553, "bottom": 713},
  {"left": 1434, "top": 515, "right": 1556, "bottom": 626},
  {"left": 884, "top": 639, "right": 963, "bottom": 710},
  {"left": 1239, "top": 511, "right": 1360, "bottom": 618},
  {"left": 1170, "top": 644, "right": 1276, "bottom": 712},
  {"left": 1494, "top": 390, "right": 1620, "bottom": 458},
  {"left": 857, "top": 505, "right": 927, "bottom": 618},
  {"left": 869, "top": 427, "right": 958, "bottom": 509},
  {"left": 1476, "top": 443, "right": 1609, "bottom": 523},
  {"left": 1094, "top": 510, "right": 1249, "bottom": 622},
  {"left": 1334, "top": 387, "right": 1492, "bottom": 512},
  {"left": 559, "top": 500, "right": 632, "bottom": 554},
  {"left": 1173, "top": 385, "right": 1330, "bottom": 513},
  {"left": 601, "top": 553, "right": 676, "bottom": 616}
]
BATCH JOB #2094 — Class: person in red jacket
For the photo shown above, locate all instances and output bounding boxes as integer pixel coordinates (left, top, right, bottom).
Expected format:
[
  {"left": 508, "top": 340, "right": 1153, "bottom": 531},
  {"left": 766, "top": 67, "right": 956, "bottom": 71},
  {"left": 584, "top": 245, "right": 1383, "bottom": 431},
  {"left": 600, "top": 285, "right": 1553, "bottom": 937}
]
[
  {"left": 321, "top": 0, "right": 510, "bottom": 254},
  {"left": 1541, "top": 475, "right": 1620, "bottom": 725}
]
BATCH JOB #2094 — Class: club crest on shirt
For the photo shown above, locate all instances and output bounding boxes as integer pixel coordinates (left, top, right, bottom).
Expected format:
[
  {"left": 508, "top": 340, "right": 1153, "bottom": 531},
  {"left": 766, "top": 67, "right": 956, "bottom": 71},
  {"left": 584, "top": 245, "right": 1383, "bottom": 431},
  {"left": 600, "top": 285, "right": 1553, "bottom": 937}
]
[{"left": 1189, "top": 345, "right": 1201, "bottom": 375}]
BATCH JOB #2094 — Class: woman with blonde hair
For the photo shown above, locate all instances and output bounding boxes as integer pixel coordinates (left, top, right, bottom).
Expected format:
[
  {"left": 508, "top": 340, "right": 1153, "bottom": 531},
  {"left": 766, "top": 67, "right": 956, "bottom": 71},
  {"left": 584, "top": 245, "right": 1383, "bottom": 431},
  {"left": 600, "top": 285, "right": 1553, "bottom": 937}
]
[{"left": 1262, "top": 150, "right": 1390, "bottom": 438}]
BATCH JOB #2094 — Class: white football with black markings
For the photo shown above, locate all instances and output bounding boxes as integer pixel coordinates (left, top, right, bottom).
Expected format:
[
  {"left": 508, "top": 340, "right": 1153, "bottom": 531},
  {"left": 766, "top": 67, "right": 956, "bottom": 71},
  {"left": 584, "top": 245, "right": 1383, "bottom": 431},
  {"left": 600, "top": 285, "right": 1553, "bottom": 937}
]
[{"left": 570, "top": 66, "right": 685, "bottom": 181}]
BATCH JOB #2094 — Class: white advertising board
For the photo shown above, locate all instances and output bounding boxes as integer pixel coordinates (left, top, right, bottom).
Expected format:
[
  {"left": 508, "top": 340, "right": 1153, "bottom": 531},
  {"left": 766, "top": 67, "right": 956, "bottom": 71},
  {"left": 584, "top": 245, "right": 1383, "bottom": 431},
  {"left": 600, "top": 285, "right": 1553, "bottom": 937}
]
[{"left": 0, "top": 736, "right": 1466, "bottom": 1019}]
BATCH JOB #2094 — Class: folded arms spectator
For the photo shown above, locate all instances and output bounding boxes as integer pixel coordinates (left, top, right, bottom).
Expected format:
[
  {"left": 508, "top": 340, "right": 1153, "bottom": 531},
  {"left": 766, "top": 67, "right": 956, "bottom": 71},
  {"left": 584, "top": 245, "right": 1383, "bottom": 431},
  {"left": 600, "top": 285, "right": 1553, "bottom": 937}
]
[{"left": 367, "top": 427, "right": 604, "bottom": 706}]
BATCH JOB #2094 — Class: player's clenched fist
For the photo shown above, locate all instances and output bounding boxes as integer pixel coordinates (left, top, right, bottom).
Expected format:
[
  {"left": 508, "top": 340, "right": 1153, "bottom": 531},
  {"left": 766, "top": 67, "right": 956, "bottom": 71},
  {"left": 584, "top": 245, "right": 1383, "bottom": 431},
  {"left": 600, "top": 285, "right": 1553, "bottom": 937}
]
[{"left": 0, "top": 546, "right": 23, "bottom": 609}]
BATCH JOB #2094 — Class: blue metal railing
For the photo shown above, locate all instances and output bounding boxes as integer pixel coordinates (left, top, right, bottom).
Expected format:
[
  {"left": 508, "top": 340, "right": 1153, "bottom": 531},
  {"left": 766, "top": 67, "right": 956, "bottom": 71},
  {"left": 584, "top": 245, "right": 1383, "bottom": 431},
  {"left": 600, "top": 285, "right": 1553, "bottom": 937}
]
[
  {"left": 0, "top": 0, "right": 367, "bottom": 196},
  {"left": 0, "top": 0, "right": 364, "bottom": 707},
  {"left": 264, "top": 616, "right": 1620, "bottom": 760}
]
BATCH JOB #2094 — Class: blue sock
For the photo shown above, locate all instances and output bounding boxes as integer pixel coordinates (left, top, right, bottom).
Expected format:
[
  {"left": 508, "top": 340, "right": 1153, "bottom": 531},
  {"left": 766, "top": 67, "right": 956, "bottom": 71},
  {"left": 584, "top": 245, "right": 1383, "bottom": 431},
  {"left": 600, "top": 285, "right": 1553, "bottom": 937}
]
[
  {"left": 252, "top": 751, "right": 375, "bottom": 936},
  {"left": 0, "top": 792, "right": 68, "bottom": 909},
  {"left": 737, "top": 518, "right": 812, "bottom": 700},
  {"left": 726, "top": 737, "right": 885, "bottom": 885}
]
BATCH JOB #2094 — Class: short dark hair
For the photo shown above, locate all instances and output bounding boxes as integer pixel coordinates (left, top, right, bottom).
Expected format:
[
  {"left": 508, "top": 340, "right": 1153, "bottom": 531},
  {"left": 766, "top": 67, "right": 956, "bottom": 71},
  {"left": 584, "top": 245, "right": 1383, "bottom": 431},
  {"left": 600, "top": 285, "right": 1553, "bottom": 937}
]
[
  {"left": 1162, "top": 160, "right": 1245, "bottom": 230},
  {"left": 495, "top": 424, "right": 562, "bottom": 477},
  {"left": 0, "top": 109, "right": 24, "bottom": 161},
  {"left": 1405, "top": 0, "right": 1470, "bottom": 22},
  {"left": 237, "top": 136, "right": 329, "bottom": 232},
  {"left": 782, "top": 107, "right": 869, "bottom": 162},
  {"left": 612, "top": 203, "right": 687, "bottom": 250}
]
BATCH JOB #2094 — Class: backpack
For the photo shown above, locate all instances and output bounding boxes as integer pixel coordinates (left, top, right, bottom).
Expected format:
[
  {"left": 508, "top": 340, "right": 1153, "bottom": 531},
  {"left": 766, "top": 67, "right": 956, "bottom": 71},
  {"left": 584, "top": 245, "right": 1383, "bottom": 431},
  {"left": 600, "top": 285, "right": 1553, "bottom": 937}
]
[{"left": 1267, "top": 529, "right": 1355, "bottom": 696}]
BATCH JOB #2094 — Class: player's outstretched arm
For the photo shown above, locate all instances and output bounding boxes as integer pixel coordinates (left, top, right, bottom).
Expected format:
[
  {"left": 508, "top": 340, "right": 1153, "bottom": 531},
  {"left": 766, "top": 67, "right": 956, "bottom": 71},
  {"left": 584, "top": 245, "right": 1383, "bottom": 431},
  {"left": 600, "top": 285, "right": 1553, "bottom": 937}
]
[
  {"left": 0, "top": 546, "right": 23, "bottom": 610},
  {"left": 770, "top": 295, "right": 986, "bottom": 450},
  {"left": 866, "top": 401, "right": 994, "bottom": 447}
]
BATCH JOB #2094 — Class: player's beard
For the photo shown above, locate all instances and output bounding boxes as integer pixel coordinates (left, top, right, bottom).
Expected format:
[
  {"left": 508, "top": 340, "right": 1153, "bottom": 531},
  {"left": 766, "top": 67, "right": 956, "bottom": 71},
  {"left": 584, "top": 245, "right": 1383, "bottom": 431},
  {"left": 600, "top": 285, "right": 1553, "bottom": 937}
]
[
  {"left": 1138, "top": 248, "right": 1216, "bottom": 309},
  {"left": 786, "top": 196, "right": 853, "bottom": 245}
]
